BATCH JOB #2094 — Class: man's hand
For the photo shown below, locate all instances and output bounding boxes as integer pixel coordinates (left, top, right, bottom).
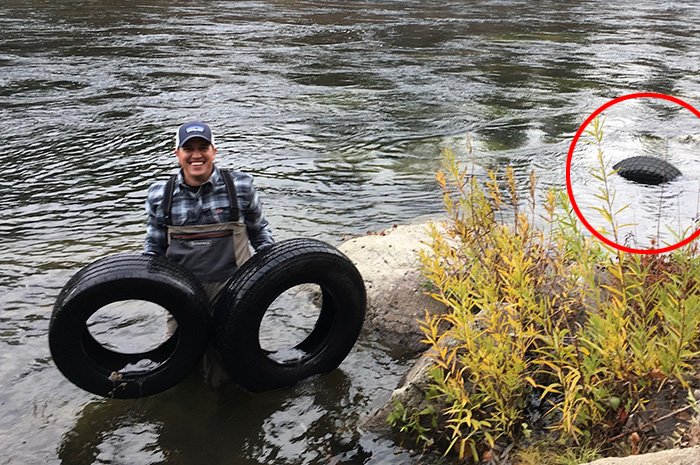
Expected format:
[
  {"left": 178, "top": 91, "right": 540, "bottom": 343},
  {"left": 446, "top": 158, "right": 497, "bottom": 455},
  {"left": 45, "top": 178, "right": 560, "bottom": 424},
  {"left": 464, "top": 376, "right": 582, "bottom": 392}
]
[{"left": 256, "top": 243, "right": 274, "bottom": 254}]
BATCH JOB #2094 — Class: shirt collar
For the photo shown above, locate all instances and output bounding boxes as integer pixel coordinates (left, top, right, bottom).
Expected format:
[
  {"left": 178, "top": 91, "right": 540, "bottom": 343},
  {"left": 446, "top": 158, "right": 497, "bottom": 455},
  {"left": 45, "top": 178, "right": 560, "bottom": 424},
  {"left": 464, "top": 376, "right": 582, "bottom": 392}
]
[{"left": 176, "top": 165, "right": 221, "bottom": 190}]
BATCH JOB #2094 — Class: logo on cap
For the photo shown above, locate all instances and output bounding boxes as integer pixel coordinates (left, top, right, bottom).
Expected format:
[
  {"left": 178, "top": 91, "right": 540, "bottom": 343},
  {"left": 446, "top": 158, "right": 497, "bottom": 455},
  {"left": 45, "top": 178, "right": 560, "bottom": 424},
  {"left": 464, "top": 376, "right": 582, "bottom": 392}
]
[{"left": 186, "top": 125, "right": 206, "bottom": 134}]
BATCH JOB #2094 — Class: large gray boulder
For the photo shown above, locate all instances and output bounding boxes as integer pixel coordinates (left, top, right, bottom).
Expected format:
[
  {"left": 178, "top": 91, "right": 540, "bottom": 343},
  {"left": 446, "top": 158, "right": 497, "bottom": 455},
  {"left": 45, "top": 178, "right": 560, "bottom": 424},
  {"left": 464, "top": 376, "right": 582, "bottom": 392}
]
[
  {"left": 339, "top": 222, "right": 451, "bottom": 433},
  {"left": 338, "top": 222, "right": 447, "bottom": 354}
]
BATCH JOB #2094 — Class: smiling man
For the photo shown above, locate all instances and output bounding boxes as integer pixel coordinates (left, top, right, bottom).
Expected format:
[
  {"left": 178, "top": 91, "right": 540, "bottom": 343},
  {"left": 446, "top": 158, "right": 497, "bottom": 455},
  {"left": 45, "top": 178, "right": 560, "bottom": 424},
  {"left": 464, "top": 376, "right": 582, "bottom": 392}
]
[
  {"left": 176, "top": 126, "right": 217, "bottom": 186},
  {"left": 144, "top": 121, "right": 274, "bottom": 302}
]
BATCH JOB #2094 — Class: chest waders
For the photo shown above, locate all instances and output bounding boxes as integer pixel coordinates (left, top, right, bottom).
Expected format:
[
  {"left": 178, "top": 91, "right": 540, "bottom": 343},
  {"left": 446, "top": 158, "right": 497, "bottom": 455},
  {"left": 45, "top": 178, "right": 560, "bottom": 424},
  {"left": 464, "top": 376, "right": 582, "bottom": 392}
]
[{"left": 162, "top": 169, "right": 252, "bottom": 304}]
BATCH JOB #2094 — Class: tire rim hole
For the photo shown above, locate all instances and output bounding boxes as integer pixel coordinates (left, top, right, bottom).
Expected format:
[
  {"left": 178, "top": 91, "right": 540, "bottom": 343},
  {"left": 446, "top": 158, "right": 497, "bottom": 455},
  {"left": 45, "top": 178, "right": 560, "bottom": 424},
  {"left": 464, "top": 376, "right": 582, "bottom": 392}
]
[
  {"left": 259, "top": 284, "right": 322, "bottom": 362},
  {"left": 87, "top": 300, "right": 176, "bottom": 355}
]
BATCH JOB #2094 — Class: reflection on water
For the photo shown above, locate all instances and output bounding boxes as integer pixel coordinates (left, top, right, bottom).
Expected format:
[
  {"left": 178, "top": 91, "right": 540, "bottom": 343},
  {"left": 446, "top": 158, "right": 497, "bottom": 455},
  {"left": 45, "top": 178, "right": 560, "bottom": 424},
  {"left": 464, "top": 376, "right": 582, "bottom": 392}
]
[
  {"left": 260, "top": 284, "right": 322, "bottom": 354},
  {"left": 87, "top": 300, "right": 171, "bottom": 353},
  {"left": 56, "top": 349, "right": 420, "bottom": 465},
  {"left": 2, "top": 0, "right": 700, "bottom": 463}
]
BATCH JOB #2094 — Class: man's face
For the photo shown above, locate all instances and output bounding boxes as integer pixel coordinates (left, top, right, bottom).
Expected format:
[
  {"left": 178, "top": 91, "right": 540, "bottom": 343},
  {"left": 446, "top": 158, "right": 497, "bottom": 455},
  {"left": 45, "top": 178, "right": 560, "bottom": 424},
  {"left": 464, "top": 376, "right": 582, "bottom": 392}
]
[{"left": 175, "top": 137, "right": 217, "bottom": 186}]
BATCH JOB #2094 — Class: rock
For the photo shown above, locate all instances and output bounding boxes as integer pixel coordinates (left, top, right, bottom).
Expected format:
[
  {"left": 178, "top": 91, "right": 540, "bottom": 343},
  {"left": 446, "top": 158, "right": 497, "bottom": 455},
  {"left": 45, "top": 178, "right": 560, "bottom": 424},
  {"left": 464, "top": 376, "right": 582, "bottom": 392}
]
[
  {"left": 583, "top": 446, "right": 700, "bottom": 465},
  {"left": 676, "top": 135, "right": 700, "bottom": 146},
  {"left": 361, "top": 343, "right": 438, "bottom": 434},
  {"left": 361, "top": 336, "right": 459, "bottom": 435},
  {"left": 338, "top": 222, "right": 448, "bottom": 354},
  {"left": 339, "top": 221, "right": 451, "bottom": 434}
]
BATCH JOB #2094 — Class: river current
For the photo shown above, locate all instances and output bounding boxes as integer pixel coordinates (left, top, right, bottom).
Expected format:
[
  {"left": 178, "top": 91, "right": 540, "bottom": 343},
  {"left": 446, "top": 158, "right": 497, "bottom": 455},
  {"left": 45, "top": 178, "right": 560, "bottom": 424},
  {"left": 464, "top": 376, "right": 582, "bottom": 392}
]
[{"left": 2, "top": 1, "right": 700, "bottom": 463}]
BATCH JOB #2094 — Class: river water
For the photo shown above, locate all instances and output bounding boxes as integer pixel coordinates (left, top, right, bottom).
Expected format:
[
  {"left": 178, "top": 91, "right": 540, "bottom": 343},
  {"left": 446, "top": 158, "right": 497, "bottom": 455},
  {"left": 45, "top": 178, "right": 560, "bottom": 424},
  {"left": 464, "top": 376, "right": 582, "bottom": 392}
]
[{"left": 2, "top": 1, "right": 700, "bottom": 464}]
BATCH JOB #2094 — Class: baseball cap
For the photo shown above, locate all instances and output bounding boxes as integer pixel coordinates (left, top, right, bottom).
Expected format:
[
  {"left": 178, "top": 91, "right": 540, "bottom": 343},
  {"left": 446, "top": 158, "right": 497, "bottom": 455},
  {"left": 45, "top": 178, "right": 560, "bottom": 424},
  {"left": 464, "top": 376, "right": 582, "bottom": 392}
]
[{"left": 175, "top": 121, "right": 216, "bottom": 148}]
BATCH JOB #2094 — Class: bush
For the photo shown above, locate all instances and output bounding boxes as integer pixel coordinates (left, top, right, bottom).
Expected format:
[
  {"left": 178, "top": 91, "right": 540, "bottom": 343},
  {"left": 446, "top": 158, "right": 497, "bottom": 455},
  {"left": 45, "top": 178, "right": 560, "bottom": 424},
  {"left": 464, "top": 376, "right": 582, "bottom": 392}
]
[{"left": 403, "top": 127, "right": 700, "bottom": 462}]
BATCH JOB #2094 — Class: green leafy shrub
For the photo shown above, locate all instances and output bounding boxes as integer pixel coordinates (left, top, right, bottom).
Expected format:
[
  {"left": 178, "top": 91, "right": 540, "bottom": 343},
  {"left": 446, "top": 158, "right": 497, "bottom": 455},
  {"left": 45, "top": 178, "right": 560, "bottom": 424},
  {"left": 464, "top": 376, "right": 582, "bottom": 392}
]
[{"left": 406, "top": 126, "right": 700, "bottom": 462}]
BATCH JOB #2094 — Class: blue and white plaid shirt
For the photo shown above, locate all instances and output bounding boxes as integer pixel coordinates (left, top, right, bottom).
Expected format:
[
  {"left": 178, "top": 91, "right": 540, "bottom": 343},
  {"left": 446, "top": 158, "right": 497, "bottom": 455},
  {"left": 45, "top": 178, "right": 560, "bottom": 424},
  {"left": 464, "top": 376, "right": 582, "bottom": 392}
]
[{"left": 144, "top": 165, "right": 274, "bottom": 256}]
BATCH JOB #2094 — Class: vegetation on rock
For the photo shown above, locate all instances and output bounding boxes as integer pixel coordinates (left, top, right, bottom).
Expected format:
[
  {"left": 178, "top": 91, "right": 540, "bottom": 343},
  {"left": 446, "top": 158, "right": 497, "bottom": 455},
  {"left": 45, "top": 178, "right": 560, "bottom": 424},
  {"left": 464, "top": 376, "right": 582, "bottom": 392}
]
[{"left": 391, "top": 122, "right": 700, "bottom": 463}]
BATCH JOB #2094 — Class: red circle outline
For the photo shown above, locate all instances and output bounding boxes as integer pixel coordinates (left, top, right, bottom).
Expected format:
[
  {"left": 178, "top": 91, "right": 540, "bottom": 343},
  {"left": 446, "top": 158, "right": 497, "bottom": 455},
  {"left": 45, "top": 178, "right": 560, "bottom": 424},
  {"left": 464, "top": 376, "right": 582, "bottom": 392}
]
[{"left": 566, "top": 92, "right": 700, "bottom": 254}]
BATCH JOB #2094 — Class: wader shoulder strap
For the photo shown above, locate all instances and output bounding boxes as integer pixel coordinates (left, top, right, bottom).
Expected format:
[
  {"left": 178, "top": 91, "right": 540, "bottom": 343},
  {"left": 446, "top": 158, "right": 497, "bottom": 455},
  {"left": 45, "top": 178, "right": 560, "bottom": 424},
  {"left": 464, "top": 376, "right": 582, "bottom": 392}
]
[
  {"left": 162, "top": 175, "right": 177, "bottom": 226},
  {"left": 220, "top": 169, "right": 240, "bottom": 222},
  {"left": 161, "top": 170, "right": 240, "bottom": 225}
]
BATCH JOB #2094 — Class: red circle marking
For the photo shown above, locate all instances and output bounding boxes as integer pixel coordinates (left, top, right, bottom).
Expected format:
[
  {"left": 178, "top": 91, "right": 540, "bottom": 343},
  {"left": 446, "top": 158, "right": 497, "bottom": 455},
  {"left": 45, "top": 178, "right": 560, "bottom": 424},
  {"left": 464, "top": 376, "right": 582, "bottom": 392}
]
[{"left": 566, "top": 92, "right": 700, "bottom": 254}]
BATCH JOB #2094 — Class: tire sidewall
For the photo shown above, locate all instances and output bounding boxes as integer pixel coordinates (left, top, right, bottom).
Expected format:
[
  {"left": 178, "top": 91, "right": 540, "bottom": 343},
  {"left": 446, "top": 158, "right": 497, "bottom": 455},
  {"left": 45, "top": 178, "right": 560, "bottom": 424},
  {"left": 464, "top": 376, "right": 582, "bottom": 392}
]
[
  {"left": 214, "top": 240, "right": 366, "bottom": 392},
  {"left": 49, "top": 254, "right": 209, "bottom": 398}
]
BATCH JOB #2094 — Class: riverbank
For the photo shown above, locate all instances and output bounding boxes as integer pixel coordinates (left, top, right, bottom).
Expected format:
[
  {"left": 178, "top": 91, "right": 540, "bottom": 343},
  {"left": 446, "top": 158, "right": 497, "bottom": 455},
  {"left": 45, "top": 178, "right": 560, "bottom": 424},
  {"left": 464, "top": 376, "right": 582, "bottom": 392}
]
[{"left": 340, "top": 221, "right": 700, "bottom": 465}]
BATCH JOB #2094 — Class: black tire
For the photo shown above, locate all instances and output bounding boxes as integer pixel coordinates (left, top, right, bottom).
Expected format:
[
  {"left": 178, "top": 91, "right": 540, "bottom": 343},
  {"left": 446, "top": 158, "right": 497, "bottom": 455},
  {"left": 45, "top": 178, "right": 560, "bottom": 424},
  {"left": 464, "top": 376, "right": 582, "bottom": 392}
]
[
  {"left": 613, "top": 156, "right": 681, "bottom": 185},
  {"left": 212, "top": 238, "right": 366, "bottom": 392},
  {"left": 49, "top": 253, "right": 210, "bottom": 398}
]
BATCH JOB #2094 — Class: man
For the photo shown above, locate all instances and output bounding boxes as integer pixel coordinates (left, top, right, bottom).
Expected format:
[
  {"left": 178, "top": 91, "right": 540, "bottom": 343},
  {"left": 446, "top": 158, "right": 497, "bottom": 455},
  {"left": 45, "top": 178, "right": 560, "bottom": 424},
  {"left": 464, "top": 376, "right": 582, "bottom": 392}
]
[{"left": 144, "top": 121, "right": 274, "bottom": 302}]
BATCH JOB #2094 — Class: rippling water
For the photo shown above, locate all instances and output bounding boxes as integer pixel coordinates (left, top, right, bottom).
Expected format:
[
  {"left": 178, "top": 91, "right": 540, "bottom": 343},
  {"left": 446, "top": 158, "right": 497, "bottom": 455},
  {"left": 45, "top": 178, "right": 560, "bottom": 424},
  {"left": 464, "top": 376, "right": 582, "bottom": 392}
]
[{"left": 2, "top": 1, "right": 700, "bottom": 463}]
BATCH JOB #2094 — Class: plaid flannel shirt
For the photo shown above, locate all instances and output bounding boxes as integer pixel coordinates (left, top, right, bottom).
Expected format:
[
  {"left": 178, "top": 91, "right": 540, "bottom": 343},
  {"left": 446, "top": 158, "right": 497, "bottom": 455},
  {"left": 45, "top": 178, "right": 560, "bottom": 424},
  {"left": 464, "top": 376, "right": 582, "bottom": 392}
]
[{"left": 144, "top": 166, "right": 274, "bottom": 256}]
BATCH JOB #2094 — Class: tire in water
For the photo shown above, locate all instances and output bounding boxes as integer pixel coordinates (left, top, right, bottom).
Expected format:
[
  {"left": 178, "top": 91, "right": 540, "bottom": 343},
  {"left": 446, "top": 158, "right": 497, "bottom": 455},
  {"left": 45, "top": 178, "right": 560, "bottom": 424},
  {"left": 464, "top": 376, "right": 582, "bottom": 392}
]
[
  {"left": 212, "top": 238, "right": 366, "bottom": 392},
  {"left": 49, "top": 253, "right": 210, "bottom": 398},
  {"left": 613, "top": 156, "right": 681, "bottom": 185}
]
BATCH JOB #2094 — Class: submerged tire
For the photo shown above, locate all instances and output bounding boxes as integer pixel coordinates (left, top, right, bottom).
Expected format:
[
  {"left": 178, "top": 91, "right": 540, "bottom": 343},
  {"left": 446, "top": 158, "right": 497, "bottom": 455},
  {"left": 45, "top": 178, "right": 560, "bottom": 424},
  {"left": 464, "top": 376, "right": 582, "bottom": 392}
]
[
  {"left": 613, "top": 156, "right": 681, "bottom": 185},
  {"left": 49, "top": 253, "right": 210, "bottom": 398},
  {"left": 212, "top": 238, "right": 366, "bottom": 393}
]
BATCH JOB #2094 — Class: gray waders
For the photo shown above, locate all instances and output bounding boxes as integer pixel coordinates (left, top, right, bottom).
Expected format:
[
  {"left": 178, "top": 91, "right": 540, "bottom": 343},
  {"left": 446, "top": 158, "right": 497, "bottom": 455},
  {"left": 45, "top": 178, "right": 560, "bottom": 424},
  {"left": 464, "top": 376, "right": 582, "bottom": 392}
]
[
  {"left": 161, "top": 169, "right": 253, "bottom": 387},
  {"left": 166, "top": 221, "right": 252, "bottom": 302}
]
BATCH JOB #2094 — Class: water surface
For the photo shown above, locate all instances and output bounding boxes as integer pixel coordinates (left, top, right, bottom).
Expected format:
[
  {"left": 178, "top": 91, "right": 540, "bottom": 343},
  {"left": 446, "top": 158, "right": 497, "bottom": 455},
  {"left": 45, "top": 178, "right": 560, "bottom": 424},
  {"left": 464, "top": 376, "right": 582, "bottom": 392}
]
[{"left": 2, "top": 1, "right": 700, "bottom": 463}]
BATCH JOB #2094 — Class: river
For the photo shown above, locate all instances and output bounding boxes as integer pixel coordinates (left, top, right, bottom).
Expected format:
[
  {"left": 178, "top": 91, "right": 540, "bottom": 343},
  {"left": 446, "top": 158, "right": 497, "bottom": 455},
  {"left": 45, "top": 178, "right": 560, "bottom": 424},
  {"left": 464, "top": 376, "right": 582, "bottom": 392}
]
[{"left": 2, "top": 1, "right": 700, "bottom": 464}]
